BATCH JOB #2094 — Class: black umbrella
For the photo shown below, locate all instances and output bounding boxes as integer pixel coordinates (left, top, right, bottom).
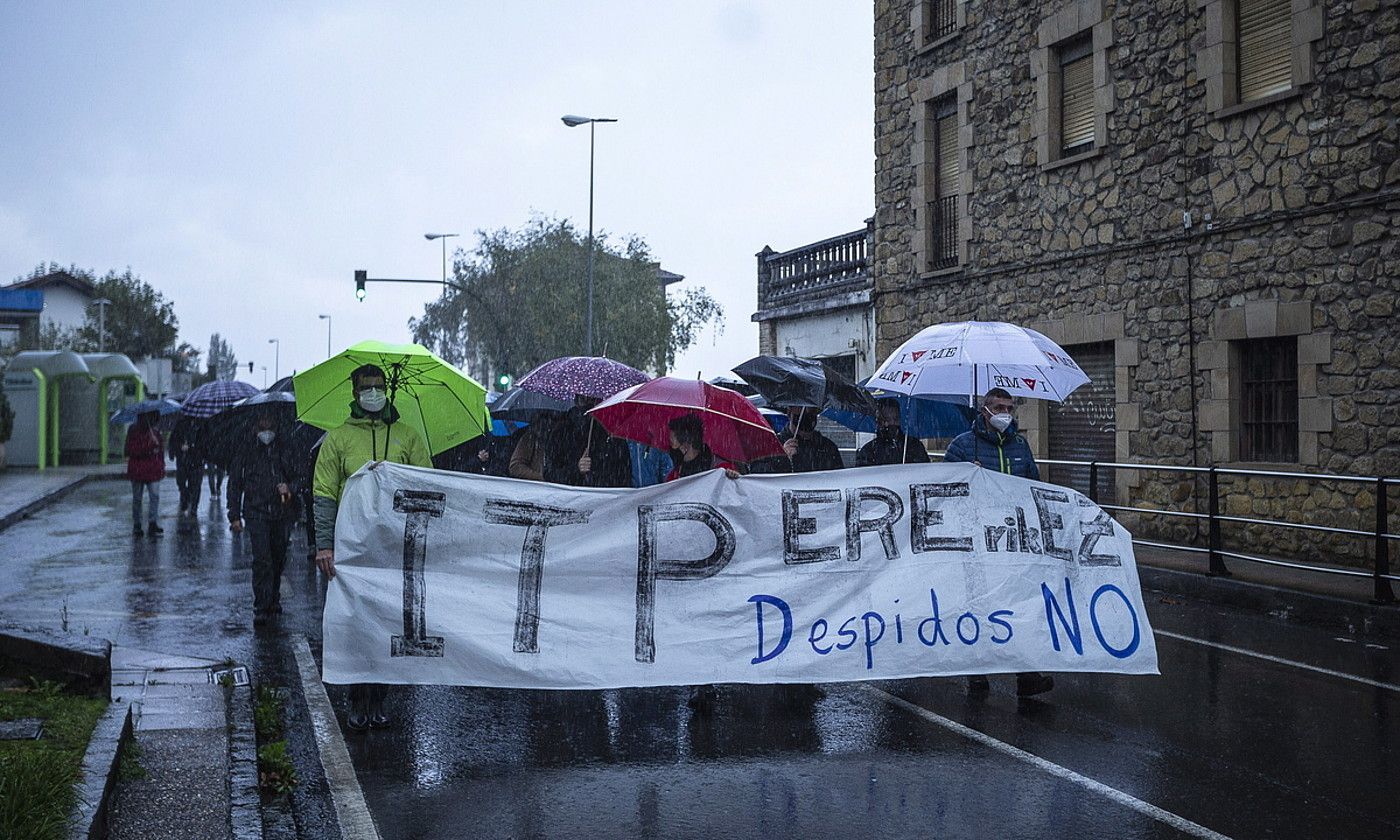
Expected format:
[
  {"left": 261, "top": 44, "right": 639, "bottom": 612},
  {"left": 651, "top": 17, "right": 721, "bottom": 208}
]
[
  {"left": 733, "top": 355, "right": 878, "bottom": 415},
  {"left": 266, "top": 375, "right": 295, "bottom": 393},
  {"left": 202, "top": 391, "right": 299, "bottom": 470},
  {"left": 489, "top": 387, "right": 570, "bottom": 423}
]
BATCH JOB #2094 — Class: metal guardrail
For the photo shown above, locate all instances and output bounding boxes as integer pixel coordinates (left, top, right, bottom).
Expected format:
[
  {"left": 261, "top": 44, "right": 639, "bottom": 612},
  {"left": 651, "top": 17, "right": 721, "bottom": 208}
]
[
  {"left": 830, "top": 450, "right": 1396, "bottom": 604},
  {"left": 1037, "top": 457, "right": 1397, "bottom": 605}
]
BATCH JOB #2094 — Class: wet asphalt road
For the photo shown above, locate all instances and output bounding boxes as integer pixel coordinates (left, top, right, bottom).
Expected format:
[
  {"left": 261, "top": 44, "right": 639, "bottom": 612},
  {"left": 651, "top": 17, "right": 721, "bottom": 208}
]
[{"left": 2, "top": 477, "right": 1397, "bottom": 839}]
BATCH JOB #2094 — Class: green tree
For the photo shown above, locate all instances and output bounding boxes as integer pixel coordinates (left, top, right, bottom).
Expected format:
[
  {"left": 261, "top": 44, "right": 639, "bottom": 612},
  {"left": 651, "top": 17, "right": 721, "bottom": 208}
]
[
  {"left": 409, "top": 217, "right": 723, "bottom": 383},
  {"left": 74, "top": 268, "right": 179, "bottom": 359},
  {"left": 205, "top": 333, "right": 238, "bottom": 381}
]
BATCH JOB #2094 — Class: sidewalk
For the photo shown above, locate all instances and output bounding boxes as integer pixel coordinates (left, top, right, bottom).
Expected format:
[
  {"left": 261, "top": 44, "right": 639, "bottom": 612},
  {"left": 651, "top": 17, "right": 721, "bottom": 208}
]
[
  {"left": 106, "top": 646, "right": 261, "bottom": 840},
  {"left": 0, "top": 463, "right": 127, "bottom": 530}
]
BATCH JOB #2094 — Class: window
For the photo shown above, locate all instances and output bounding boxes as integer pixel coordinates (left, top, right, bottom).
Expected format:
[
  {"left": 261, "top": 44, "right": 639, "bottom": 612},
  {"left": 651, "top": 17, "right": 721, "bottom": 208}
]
[
  {"left": 1239, "top": 337, "right": 1298, "bottom": 461},
  {"left": 926, "top": 0, "right": 956, "bottom": 42},
  {"left": 929, "top": 95, "right": 959, "bottom": 269},
  {"left": 1060, "top": 36, "right": 1095, "bottom": 155},
  {"left": 1238, "top": 0, "right": 1292, "bottom": 102}
]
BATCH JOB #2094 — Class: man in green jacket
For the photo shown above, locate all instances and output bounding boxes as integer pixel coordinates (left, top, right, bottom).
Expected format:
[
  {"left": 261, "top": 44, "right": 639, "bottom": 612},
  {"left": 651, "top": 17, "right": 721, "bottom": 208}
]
[{"left": 313, "top": 363, "right": 431, "bottom": 731}]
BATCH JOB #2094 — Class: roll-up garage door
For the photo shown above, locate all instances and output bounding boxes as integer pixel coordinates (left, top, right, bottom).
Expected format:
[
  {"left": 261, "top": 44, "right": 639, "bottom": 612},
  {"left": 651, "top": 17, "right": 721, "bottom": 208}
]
[{"left": 1047, "top": 341, "right": 1116, "bottom": 503}]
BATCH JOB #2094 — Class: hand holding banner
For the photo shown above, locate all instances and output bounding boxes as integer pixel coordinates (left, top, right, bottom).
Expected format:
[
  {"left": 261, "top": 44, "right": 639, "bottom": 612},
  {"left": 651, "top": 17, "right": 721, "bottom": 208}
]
[{"left": 323, "top": 462, "right": 1158, "bottom": 688}]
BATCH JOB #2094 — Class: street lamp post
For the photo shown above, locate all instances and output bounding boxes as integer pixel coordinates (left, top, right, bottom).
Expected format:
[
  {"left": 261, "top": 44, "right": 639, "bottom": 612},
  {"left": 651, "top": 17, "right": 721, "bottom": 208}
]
[
  {"left": 91, "top": 298, "right": 113, "bottom": 352},
  {"left": 562, "top": 114, "right": 618, "bottom": 356},
  {"left": 318, "top": 314, "right": 332, "bottom": 358},
  {"left": 260, "top": 365, "right": 268, "bottom": 388},
  {"left": 268, "top": 338, "right": 280, "bottom": 381},
  {"left": 424, "top": 233, "right": 460, "bottom": 293}
]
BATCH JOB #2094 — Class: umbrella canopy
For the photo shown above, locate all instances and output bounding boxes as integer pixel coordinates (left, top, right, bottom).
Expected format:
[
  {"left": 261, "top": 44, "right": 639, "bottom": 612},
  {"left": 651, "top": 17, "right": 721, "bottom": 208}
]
[
  {"left": 110, "top": 398, "right": 182, "bottom": 425},
  {"left": 181, "top": 380, "right": 260, "bottom": 419},
  {"left": 201, "top": 392, "right": 300, "bottom": 470},
  {"left": 265, "top": 375, "right": 295, "bottom": 393},
  {"left": 489, "top": 387, "right": 570, "bottom": 423},
  {"left": 516, "top": 356, "right": 649, "bottom": 402},
  {"left": 588, "top": 377, "right": 784, "bottom": 464},
  {"left": 733, "top": 355, "right": 878, "bottom": 415},
  {"left": 747, "top": 394, "right": 789, "bottom": 433},
  {"left": 292, "top": 340, "right": 489, "bottom": 456},
  {"left": 870, "top": 320, "right": 1091, "bottom": 403},
  {"left": 822, "top": 382, "right": 975, "bottom": 439}
]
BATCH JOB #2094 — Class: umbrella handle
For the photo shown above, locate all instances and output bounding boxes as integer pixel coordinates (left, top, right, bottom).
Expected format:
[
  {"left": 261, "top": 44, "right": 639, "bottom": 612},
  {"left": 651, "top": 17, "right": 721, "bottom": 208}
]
[{"left": 586, "top": 418, "right": 595, "bottom": 451}]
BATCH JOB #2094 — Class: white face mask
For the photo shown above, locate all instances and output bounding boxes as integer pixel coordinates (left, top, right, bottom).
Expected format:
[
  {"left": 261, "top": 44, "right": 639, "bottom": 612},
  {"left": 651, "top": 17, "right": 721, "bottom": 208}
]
[
  {"left": 358, "top": 388, "right": 387, "bottom": 413},
  {"left": 257, "top": 430, "right": 276, "bottom": 445},
  {"left": 988, "top": 412, "right": 1014, "bottom": 432}
]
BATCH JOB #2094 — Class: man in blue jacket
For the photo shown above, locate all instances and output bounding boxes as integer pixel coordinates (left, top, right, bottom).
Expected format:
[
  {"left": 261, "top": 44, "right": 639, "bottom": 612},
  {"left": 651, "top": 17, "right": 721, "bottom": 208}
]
[
  {"left": 944, "top": 387, "right": 1040, "bottom": 480},
  {"left": 945, "top": 387, "right": 1053, "bottom": 698}
]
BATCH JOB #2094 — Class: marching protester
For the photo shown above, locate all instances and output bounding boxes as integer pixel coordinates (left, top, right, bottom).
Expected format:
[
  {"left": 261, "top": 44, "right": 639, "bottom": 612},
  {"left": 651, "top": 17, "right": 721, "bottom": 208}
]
[
  {"left": 313, "top": 364, "right": 432, "bottom": 730},
  {"left": 628, "top": 440, "right": 673, "bottom": 487},
  {"left": 546, "top": 395, "right": 632, "bottom": 487},
  {"left": 227, "top": 409, "right": 300, "bottom": 626},
  {"left": 944, "top": 387, "right": 1051, "bottom": 697},
  {"left": 854, "top": 398, "right": 930, "bottom": 466},
  {"left": 124, "top": 409, "right": 166, "bottom": 537},
  {"left": 779, "top": 407, "right": 844, "bottom": 472},
  {"left": 665, "top": 413, "right": 741, "bottom": 481},
  {"left": 168, "top": 415, "right": 205, "bottom": 516},
  {"left": 509, "top": 421, "right": 548, "bottom": 481},
  {"left": 206, "top": 458, "right": 226, "bottom": 499},
  {"left": 944, "top": 387, "right": 1041, "bottom": 480}
]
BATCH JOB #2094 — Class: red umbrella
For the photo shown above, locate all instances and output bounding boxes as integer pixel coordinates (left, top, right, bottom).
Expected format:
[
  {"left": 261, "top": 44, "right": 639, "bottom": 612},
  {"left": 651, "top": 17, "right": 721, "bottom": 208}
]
[{"left": 587, "top": 377, "right": 785, "bottom": 464}]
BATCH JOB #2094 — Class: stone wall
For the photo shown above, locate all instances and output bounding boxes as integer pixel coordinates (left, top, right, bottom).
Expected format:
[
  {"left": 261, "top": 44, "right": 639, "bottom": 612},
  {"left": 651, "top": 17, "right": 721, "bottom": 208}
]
[{"left": 873, "top": 0, "right": 1400, "bottom": 568}]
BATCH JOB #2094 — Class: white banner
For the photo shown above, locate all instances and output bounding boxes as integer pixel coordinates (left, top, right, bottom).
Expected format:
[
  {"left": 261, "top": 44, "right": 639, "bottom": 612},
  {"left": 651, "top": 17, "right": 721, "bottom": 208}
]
[{"left": 323, "top": 462, "right": 1158, "bottom": 687}]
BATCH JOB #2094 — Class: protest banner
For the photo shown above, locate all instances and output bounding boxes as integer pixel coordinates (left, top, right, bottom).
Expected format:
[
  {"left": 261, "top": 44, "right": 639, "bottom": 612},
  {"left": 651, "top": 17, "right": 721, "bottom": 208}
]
[{"left": 322, "top": 461, "right": 1158, "bottom": 688}]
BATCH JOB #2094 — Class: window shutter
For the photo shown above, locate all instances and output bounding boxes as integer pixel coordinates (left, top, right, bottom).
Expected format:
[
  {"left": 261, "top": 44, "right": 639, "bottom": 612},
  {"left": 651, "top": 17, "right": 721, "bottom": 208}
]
[
  {"left": 1238, "top": 0, "right": 1292, "bottom": 101},
  {"left": 935, "top": 103, "right": 958, "bottom": 198},
  {"left": 1061, "top": 52, "right": 1094, "bottom": 153}
]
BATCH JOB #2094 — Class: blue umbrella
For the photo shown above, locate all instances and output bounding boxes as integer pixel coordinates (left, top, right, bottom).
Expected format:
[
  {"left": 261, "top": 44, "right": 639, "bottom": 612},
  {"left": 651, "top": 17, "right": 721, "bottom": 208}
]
[
  {"left": 824, "top": 382, "right": 974, "bottom": 439},
  {"left": 110, "top": 398, "right": 182, "bottom": 425}
]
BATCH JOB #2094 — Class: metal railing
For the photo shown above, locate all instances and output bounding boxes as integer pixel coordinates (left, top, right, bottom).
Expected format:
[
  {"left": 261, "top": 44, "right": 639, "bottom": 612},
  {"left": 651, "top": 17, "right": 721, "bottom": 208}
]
[
  {"left": 1037, "top": 457, "right": 1397, "bottom": 605},
  {"left": 760, "top": 227, "right": 869, "bottom": 303}
]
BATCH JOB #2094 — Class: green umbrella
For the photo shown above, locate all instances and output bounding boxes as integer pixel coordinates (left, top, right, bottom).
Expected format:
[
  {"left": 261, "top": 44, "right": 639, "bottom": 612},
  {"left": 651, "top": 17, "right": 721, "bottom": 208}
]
[{"left": 293, "top": 340, "right": 489, "bottom": 456}]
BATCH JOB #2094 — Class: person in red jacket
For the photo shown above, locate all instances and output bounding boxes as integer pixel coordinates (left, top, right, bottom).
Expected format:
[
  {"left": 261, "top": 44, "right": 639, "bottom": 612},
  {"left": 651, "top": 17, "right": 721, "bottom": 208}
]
[{"left": 125, "top": 410, "right": 166, "bottom": 536}]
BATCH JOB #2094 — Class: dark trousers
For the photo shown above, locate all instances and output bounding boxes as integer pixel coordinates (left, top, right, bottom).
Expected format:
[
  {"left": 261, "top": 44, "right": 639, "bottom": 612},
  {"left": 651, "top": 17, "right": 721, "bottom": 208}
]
[
  {"left": 175, "top": 456, "right": 204, "bottom": 511},
  {"left": 350, "top": 683, "right": 388, "bottom": 710},
  {"left": 207, "top": 466, "right": 225, "bottom": 496},
  {"left": 246, "top": 517, "right": 290, "bottom": 614}
]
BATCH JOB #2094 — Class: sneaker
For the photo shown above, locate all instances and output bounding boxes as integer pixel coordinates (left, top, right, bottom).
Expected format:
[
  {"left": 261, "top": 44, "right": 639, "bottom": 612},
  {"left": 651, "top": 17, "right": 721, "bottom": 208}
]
[
  {"left": 967, "top": 675, "right": 990, "bottom": 694},
  {"left": 369, "top": 699, "right": 390, "bottom": 728},
  {"left": 347, "top": 709, "right": 369, "bottom": 731},
  {"left": 132, "top": 525, "right": 144, "bottom": 537},
  {"left": 147, "top": 523, "right": 164, "bottom": 536},
  {"left": 1016, "top": 673, "right": 1055, "bottom": 697}
]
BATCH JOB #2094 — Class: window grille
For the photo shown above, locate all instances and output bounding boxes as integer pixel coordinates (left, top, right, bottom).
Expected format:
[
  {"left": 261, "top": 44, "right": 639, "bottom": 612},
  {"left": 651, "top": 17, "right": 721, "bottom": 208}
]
[
  {"left": 1240, "top": 337, "right": 1299, "bottom": 462},
  {"left": 929, "top": 96, "right": 959, "bottom": 269},
  {"left": 928, "top": 0, "right": 956, "bottom": 41}
]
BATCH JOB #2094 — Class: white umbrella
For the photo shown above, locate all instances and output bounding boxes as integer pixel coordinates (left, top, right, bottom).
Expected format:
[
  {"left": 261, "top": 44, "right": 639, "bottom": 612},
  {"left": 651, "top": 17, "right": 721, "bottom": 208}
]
[{"left": 870, "top": 320, "right": 1090, "bottom": 404}]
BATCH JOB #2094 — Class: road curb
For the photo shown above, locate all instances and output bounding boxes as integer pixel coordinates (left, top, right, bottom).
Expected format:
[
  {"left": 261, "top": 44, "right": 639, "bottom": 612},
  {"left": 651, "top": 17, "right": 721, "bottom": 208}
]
[
  {"left": 291, "top": 637, "right": 380, "bottom": 840},
  {"left": 66, "top": 700, "right": 133, "bottom": 840},
  {"left": 227, "top": 683, "right": 265, "bottom": 840},
  {"left": 0, "top": 625, "right": 112, "bottom": 696},
  {"left": 0, "top": 473, "right": 92, "bottom": 533},
  {"left": 1140, "top": 564, "right": 1400, "bottom": 639}
]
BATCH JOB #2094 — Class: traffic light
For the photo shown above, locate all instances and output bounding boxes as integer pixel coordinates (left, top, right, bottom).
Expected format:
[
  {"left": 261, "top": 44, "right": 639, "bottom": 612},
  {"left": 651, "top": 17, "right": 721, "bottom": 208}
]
[
  {"left": 248, "top": 361, "right": 254, "bottom": 374},
  {"left": 496, "top": 373, "right": 512, "bottom": 390},
  {"left": 355, "top": 270, "right": 367, "bottom": 301}
]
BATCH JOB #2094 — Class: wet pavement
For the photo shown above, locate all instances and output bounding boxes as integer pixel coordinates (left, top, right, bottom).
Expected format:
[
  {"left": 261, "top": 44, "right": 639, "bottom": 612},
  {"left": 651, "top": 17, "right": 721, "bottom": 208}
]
[{"left": 2, "top": 478, "right": 1397, "bottom": 839}]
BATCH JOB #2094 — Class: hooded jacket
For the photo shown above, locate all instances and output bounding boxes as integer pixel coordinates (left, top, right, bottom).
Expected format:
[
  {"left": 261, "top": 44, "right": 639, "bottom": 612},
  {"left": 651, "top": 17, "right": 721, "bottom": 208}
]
[
  {"left": 312, "top": 404, "right": 431, "bottom": 550},
  {"left": 228, "top": 436, "right": 300, "bottom": 522},
  {"left": 854, "top": 427, "right": 930, "bottom": 467},
  {"left": 125, "top": 420, "right": 166, "bottom": 483},
  {"left": 944, "top": 416, "right": 1040, "bottom": 480}
]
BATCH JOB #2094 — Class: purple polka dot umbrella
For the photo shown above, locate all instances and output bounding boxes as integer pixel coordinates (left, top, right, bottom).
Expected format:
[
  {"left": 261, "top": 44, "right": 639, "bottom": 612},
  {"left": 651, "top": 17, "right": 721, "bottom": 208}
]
[{"left": 515, "top": 356, "right": 650, "bottom": 402}]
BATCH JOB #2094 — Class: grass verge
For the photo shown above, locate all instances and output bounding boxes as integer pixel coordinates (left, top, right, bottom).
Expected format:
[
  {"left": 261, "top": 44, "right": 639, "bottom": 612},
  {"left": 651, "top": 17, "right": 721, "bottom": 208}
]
[{"left": 0, "top": 678, "right": 107, "bottom": 840}]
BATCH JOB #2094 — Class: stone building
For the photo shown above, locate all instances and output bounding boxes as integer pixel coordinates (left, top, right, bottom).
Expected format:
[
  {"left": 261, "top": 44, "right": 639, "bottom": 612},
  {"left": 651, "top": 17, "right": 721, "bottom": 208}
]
[{"left": 872, "top": 0, "right": 1398, "bottom": 566}]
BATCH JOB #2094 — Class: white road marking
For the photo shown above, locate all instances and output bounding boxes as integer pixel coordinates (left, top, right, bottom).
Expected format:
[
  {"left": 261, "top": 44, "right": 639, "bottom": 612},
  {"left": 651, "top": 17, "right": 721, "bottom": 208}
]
[
  {"left": 1155, "top": 629, "right": 1400, "bottom": 693},
  {"left": 862, "top": 685, "right": 1233, "bottom": 840}
]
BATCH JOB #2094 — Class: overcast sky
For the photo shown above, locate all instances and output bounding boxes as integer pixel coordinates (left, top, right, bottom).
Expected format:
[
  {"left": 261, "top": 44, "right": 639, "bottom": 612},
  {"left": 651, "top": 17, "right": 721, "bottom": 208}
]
[{"left": 0, "top": 1, "right": 872, "bottom": 386}]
